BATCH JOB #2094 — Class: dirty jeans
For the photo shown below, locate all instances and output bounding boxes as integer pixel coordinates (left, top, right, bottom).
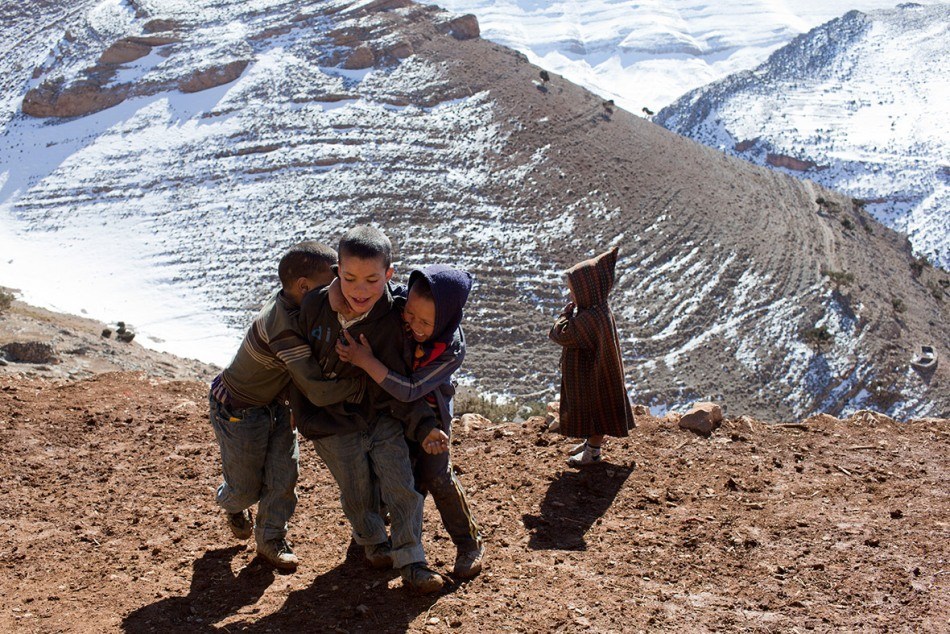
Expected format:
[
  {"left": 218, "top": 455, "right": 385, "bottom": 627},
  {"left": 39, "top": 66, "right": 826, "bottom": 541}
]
[
  {"left": 312, "top": 414, "right": 425, "bottom": 569},
  {"left": 412, "top": 440, "right": 482, "bottom": 553},
  {"left": 209, "top": 392, "right": 299, "bottom": 546}
]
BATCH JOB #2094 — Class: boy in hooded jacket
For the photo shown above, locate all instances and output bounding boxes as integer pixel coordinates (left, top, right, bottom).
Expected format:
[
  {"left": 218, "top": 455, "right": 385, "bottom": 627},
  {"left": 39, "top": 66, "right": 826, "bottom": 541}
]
[
  {"left": 549, "top": 247, "right": 634, "bottom": 467},
  {"left": 334, "top": 264, "right": 485, "bottom": 579}
]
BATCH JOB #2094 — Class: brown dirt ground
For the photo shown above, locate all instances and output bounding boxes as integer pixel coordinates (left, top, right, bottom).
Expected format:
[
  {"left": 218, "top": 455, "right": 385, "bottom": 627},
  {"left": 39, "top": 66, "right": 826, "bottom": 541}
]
[{"left": 1, "top": 300, "right": 948, "bottom": 633}]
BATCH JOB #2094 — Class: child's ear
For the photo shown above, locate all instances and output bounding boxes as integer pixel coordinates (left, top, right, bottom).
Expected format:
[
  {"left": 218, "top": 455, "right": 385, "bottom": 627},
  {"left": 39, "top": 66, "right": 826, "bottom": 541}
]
[{"left": 385, "top": 266, "right": 395, "bottom": 282}]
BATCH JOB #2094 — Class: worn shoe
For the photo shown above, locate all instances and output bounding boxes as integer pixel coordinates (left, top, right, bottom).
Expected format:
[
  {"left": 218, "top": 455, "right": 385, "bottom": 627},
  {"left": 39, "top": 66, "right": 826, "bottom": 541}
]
[
  {"left": 364, "top": 540, "right": 394, "bottom": 569},
  {"left": 567, "top": 440, "right": 587, "bottom": 455},
  {"left": 227, "top": 509, "right": 253, "bottom": 540},
  {"left": 453, "top": 543, "right": 485, "bottom": 579},
  {"left": 400, "top": 563, "right": 445, "bottom": 594},
  {"left": 257, "top": 538, "right": 299, "bottom": 571},
  {"left": 567, "top": 445, "right": 601, "bottom": 468}
]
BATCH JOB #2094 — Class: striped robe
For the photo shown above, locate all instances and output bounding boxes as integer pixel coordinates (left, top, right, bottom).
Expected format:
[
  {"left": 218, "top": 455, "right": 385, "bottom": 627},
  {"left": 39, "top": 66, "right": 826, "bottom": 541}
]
[{"left": 549, "top": 247, "right": 633, "bottom": 438}]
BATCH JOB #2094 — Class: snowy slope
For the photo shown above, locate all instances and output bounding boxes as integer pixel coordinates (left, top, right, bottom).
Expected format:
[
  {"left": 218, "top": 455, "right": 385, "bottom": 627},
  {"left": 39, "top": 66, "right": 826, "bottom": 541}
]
[
  {"left": 656, "top": 4, "right": 949, "bottom": 268},
  {"left": 418, "top": 0, "right": 944, "bottom": 112},
  {"left": 0, "top": 0, "right": 946, "bottom": 419}
]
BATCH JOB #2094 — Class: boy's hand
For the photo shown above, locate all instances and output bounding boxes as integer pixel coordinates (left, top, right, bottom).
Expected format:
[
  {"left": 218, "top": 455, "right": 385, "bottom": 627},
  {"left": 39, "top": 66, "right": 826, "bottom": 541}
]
[
  {"left": 335, "top": 330, "right": 376, "bottom": 369},
  {"left": 328, "top": 277, "right": 359, "bottom": 320},
  {"left": 563, "top": 301, "right": 576, "bottom": 315},
  {"left": 422, "top": 428, "right": 449, "bottom": 455}
]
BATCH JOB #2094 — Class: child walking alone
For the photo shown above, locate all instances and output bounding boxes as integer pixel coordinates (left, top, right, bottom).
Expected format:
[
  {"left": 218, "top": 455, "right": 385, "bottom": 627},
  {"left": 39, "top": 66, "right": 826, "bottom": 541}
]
[{"left": 549, "top": 247, "right": 634, "bottom": 467}]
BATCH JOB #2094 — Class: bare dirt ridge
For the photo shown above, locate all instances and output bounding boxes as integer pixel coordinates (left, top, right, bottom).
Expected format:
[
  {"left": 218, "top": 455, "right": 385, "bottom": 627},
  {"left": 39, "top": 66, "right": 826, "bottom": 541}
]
[{"left": 1, "top": 300, "right": 947, "bottom": 633}]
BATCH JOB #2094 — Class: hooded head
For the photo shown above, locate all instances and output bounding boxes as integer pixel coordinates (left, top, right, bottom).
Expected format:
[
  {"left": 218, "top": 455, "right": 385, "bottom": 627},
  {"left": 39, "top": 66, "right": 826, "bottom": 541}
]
[
  {"left": 565, "top": 247, "right": 618, "bottom": 309},
  {"left": 406, "top": 264, "right": 473, "bottom": 345}
]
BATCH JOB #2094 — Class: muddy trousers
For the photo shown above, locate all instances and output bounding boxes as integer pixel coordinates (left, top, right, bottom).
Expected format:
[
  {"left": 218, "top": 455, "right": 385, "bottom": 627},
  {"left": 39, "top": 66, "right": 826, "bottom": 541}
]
[
  {"left": 312, "top": 415, "right": 426, "bottom": 569},
  {"left": 411, "top": 441, "right": 482, "bottom": 553},
  {"left": 209, "top": 393, "right": 299, "bottom": 546}
]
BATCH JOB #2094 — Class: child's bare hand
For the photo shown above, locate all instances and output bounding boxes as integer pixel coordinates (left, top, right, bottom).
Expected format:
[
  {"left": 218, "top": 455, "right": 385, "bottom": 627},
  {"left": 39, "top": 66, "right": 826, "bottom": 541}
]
[
  {"left": 328, "top": 278, "right": 358, "bottom": 320},
  {"left": 422, "top": 429, "right": 449, "bottom": 454},
  {"left": 335, "top": 330, "right": 375, "bottom": 368},
  {"left": 564, "top": 301, "right": 576, "bottom": 314}
]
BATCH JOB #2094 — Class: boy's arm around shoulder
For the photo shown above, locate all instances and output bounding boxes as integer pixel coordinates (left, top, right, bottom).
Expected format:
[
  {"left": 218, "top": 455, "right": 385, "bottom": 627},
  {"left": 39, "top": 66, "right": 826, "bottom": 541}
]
[
  {"left": 380, "top": 334, "right": 464, "bottom": 403},
  {"left": 283, "top": 288, "right": 362, "bottom": 406},
  {"left": 548, "top": 303, "right": 600, "bottom": 349}
]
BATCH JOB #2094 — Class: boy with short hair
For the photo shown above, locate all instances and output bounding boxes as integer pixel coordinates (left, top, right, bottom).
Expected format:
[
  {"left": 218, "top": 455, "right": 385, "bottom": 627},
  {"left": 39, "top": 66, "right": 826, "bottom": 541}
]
[
  {"left": 209, "top": 241, "right": 362, "bottom": 571},
  {"left": 294, "top": 225, "right": 447, "bottom": 594},
  {"left": 335, "top": 264, "right": 485, "bottom": 579}
]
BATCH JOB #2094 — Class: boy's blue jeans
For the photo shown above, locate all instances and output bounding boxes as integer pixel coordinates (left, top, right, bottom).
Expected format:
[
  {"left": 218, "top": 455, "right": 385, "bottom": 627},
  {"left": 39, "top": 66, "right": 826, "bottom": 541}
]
[
  {"left": 209, "top": 392, "right": 299, "bottom": 547},
  {"left": 312, "top": 414, "right": 426, "bottom": 569}
]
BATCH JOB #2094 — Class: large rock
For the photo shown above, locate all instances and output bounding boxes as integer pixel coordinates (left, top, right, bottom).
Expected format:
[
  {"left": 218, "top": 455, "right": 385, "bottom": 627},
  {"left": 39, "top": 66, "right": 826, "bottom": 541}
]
[
  {"left": 178, "top": 60, "right": 249, "bottom": 93},
  {"left": 440, "top": 14, "right": 480, "bottom": 40},
  {"left": 678, "top": 401, "right": 723, "bottom": 436},
  {"left": 1, "top": 341, "right": 57, "bottom": 364}
]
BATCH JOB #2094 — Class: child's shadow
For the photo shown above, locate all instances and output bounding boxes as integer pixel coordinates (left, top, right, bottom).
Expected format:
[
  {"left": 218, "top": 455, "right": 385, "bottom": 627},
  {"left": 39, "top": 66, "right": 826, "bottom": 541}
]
[
  {"left": 522, "top": 461, "right": 634, "bottom": 551},
  {"left": 235, "top": 541, "right": 444, "bottom": 633},
  {"left": 122, "top": 546, "right": 276, "bottom": 633}
]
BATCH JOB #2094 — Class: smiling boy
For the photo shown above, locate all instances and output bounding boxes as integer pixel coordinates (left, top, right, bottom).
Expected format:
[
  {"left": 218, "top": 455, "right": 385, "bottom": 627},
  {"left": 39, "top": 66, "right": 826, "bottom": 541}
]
[{"left": 294, "top": 225, "right": 447, "bottom": 594}]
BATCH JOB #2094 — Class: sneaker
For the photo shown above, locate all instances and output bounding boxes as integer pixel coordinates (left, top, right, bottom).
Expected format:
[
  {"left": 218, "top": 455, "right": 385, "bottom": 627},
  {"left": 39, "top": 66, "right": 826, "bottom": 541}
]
[
  {"left": 227, "top": 509, "right": 252, "bottom": 540},
  {"left": 453, "top": 543, "right": 485, "bottom": 579},
  {"left": 257, "top": 538, "right": 299, "bottom": 571},
  {"left": 567, "top": 446, "right": 601, "bottom": 468},
  {"left": 567, "top": 440, "right": 587, "bottom": 455},
  {"left": 364, "top": 540, "right": 394, "bottom": 569},
  {"left": 400, "top": 563, "right": 444, "bottom": 594}
]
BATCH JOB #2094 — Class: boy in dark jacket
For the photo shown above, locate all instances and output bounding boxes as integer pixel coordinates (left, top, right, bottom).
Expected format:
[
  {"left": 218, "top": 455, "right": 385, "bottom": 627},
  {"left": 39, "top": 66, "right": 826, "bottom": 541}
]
[
  {"left": 335, "top": 264, "right": 485, "bottom": 579},
  {"left": 209, "top": 241, "right": 362, "bottom": 571},
  {"left": 294, "top": 226, "right": 448, "bottom": 594},
  {"left": 549, "top": 247, "right": 634, "bottom": 467}
]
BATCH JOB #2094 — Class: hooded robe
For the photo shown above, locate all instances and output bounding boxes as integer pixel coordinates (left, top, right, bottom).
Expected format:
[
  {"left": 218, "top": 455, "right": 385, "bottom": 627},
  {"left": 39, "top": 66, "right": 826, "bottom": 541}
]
[{"left": 549, "top": 247, "right": 633, "bottom": 438}]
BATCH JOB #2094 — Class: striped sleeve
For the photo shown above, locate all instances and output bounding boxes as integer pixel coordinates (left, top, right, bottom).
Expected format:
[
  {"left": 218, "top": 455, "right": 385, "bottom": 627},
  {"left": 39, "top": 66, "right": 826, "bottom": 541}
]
[
  {"left": 272, "top": 327, "right": 362, "bottom": 406},
  {"left": 379, "top": 346, "right": 464, "bottom": 403}
]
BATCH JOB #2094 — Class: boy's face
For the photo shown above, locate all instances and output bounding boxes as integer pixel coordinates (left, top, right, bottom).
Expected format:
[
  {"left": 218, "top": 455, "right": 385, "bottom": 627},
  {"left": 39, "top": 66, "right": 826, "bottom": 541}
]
[
  {"left": 404, "top": 287, "right": 436, "bottom": 343},
  {"left": 338, "top": 253, "right": 394, "bottom": 316}
]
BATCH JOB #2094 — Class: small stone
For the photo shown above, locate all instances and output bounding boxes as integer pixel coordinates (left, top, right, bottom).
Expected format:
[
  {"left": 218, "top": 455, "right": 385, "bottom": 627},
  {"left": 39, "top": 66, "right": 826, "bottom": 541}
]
[{"left": 101, "top": 328, "right": 112, "bottom": 338}]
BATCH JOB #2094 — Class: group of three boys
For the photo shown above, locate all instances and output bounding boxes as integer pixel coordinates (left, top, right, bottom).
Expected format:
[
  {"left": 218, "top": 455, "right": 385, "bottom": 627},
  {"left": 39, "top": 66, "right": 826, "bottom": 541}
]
[{"left": 208, "top": 225, "right": 483, "bottom": 594}]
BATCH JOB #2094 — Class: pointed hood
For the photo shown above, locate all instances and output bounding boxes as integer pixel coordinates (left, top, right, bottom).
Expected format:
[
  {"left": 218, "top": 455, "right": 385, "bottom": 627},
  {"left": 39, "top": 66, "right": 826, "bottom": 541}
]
[
  {"left": 408, "top": 264, "right": 473, "bottom": 345},
  {"left": 565, "top": 247, "right": 618, "bottom": 309}
]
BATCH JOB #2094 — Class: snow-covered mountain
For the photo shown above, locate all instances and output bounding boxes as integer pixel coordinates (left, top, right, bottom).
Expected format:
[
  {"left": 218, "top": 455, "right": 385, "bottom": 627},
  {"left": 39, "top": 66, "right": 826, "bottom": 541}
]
[
  {"left": 418, "top": 0, "right": 944, "bottom": 112},
  {"left": 656, "top": 4, "right": 949, "bottom": 269},
  {"left": 1, "top": 0, "right": 947, "bottom": 419}
]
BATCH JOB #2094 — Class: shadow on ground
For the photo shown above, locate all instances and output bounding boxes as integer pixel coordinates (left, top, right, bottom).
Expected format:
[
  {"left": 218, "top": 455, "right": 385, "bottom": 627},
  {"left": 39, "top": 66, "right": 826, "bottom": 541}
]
[{"left": 522, "top": 461, "right": 634, "bottom": 550}]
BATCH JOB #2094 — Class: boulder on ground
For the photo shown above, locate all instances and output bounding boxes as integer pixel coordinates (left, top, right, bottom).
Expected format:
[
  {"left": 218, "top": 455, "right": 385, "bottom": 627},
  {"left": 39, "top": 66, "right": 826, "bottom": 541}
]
[
  {"left": 678, "top": 401, "right": 723, "bottom": 436},
  {"left": 459, "top": 412, "right": 490, "bottom": 432},
  {"left": 1, "top": 341, "right": 57, "bottom": 364}
]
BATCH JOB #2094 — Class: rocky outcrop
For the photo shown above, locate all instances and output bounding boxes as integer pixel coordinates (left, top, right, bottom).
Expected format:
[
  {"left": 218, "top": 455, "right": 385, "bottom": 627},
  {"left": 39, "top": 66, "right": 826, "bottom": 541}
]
[
  {"left": 143, "top": 18, "right": 182, "bottom": 33},
  {"left": 343, "top": 45, "right": 375, "bottom": 69},
  {"left": 438, "top": 14, "right": 480, "bottom": 41},
  {"left": 22, "top": 77, "right": 128, "bottom": 118},
  {"left": 178, "top": 60, "right": 249, "bottom": 93},
  {"left": 766, "top": 153, "right": 818, "bottom": 172}
]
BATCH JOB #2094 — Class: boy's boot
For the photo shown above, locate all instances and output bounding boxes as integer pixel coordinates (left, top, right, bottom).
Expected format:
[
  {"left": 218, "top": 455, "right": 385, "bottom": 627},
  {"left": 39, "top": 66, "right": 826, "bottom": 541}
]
[
  {"left": 227, "top": 509, "right": 253, "bottom": 540},
  {"left": 400, "top": 563, "right": 444, "bottom": 594},
  {"left": 257, "top": 538, "right": 299, "bottom": 571},
  {"left": 453, "top": 541, "right": 485, "bottom": 579},
  {"left": 364, "top": 539, "right": 394, "bottom": 569}
]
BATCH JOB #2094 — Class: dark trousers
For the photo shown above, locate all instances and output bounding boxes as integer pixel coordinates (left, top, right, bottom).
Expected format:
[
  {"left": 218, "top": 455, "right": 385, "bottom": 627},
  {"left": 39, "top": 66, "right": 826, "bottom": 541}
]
[{"left": 410, "top": 440, "right": 481, "bottom": 552}]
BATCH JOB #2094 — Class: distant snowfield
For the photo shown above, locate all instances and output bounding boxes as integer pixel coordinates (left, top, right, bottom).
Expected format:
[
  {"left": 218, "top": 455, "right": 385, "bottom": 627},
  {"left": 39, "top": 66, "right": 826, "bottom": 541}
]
[{"left": 419, "top": 0, "right": 944, "bottom": 112}]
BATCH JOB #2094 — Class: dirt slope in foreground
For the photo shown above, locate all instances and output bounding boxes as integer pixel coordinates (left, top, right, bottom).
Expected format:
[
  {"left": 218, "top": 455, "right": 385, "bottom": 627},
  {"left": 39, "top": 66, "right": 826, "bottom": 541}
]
[{"left": 0, "top": 366, "right": 946, "bottom": 633}]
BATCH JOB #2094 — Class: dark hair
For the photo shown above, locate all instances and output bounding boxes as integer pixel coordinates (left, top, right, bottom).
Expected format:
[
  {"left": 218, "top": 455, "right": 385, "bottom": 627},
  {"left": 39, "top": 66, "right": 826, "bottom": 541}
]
[
  {"left": 338, "top": 225, "right": 392, "bottom": 268},
  {"left": 278, "top": 241, "right": 336, "bottom": 290},
  {"left": 408, "top": 275, "right": 433, "bottom": 301}
]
